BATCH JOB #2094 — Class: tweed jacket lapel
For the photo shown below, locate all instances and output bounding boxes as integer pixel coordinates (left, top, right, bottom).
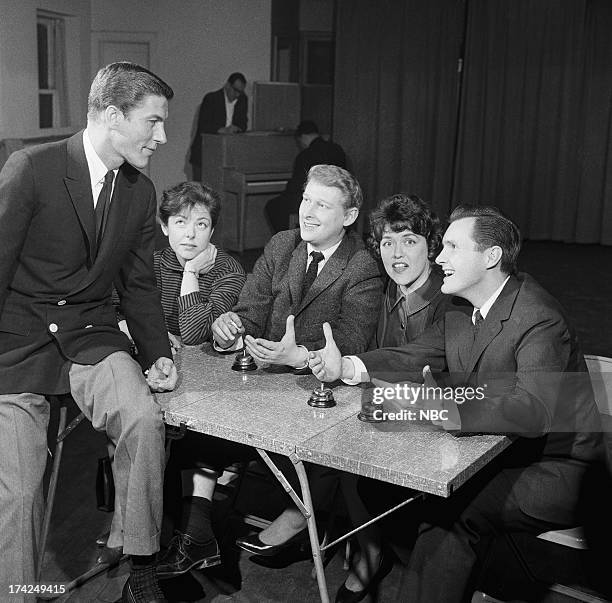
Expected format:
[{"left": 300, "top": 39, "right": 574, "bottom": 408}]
[
  {"left": 465, "top": 276, "right": 520, "bottom": 373},
  {"left": 64, "top": 132, "right": 96, "bottom": 265},
  {"left": 287, "top": 238, "right": 308, "bottom": 310},
  {"left": 295, "top": 234, "right": 351, "bottom": 315}
]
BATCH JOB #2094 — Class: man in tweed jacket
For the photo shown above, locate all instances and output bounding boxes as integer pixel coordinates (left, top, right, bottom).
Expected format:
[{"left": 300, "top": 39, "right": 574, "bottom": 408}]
[{"left": 212, "top": 163, "right": 382, "bottom": 366}]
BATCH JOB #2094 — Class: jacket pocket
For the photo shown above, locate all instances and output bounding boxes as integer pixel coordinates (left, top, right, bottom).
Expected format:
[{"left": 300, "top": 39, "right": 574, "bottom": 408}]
[{"left": 0, "top": 309, "right": 31, "bottom": 335}]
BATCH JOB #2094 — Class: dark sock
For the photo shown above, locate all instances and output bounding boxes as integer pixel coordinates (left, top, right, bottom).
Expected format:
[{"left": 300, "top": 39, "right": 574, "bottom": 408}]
[
  {"left": 181, "top": 496, "right": 214, "bottom": 542},
  {"left": 129, "top": 557, "right": 164, "bottom": 599}
]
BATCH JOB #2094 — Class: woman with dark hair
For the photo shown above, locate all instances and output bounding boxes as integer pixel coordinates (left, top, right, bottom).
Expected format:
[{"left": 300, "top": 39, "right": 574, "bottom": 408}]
[
  {"left": 335, "top": 193, "right": 451, "bottom": 602},
  {"left": 368, "top": 193, "right": 448, "bottom": 348},
  {"left": 155, "top": 181, "right": 246, "bottom": 347}
]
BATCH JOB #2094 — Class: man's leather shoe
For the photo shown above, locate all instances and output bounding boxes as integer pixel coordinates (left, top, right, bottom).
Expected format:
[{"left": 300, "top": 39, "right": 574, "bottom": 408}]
[
  {"left": 121, "top": 575, "right": 167, "bottom": 603},
  {"left": 235, "top": 530, "right": 308, "bottom": 557},
  {"left": 156, "top": 532, "right": 221, "bottom": 579}
]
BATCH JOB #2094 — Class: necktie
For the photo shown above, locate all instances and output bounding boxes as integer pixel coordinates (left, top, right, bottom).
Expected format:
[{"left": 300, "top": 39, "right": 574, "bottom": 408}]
[
  {"left": 95, "top": 171, "right": 115, "bottom": 248},
  {"left": 301, "top": 251, "right": 325, "bottom": 300},
  {"left": 473, "top": 309, "right": 484, "bottom": 339}
]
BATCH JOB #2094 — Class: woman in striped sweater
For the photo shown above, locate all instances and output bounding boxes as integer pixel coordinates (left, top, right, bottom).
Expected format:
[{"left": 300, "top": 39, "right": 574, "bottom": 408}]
[{"left": 156, "top": 181, "right": 246, "bottom": 348}]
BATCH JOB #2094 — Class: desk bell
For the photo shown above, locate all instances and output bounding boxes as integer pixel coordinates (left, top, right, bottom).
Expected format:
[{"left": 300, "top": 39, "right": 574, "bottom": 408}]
[
  {"left": 308, "top": 381, "right": 336, "bottom": 408},
  {"left": 232, "top": 347, "right": 257, "bottom": 372}
]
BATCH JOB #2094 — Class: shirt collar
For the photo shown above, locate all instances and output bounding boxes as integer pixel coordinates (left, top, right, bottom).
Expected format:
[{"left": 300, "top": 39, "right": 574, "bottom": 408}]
[
  {"left": 83, "top": 129, "right": 117, "bottom": 189},
  {"left": 306, "top": 238, "right": 343, "bottom": 263},
  {"left": 387, "top": 268, "right": 443, "bottom": 315},
  {"left": 160, "top": 246, "right": 185, "bottom": 272},
  {"left": 473, "top": 275, "right": 510, "bottom": 322}
]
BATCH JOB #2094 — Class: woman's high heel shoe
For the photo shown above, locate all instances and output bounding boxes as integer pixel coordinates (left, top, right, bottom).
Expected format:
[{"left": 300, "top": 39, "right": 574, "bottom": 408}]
[{"left": 335, "top": 554, "right": 393, "bottom": 603}]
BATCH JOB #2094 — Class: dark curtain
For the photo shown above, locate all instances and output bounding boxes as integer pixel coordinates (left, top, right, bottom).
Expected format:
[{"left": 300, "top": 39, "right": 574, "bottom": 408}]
[
  {"left": 334, "top": 0, "right": 612, "bottom": 243},
  {"left": 454, "top": 0, "right": 612, "bottom": 243},
  {"left": 333, "top": 0, "right": 465, "bottom": 222}
]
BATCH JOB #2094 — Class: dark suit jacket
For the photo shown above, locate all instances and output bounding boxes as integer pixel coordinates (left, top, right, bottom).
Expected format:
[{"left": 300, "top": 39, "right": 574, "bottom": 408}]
[
  {"left": 0, "top": 132, "right": 171, "bottom": 395},
  {"left": 360, "top": 273, "right": 603, "bottom": 524},
  {"left": 233, "top": 229, "right": 382, "bottom": 355},
  {"left": 189, "top": 88, "right": 248, "bottom": 166}
]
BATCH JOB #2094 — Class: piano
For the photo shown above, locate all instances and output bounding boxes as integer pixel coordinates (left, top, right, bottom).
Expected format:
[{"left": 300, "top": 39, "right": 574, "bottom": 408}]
[{"left": 201, "top": 132, "right": 296, "bottom": 252}]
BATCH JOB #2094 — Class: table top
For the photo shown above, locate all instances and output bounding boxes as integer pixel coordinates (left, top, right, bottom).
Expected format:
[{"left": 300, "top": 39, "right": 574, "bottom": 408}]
[
  {"left": 296, "top": 419, "right": 511, "bottom": 497},
  {"left": 157, "top": 346, "right": 511, "bottom": 496},
  {"left": 156, "top": 345, "right": 362, "bottom": 455}
]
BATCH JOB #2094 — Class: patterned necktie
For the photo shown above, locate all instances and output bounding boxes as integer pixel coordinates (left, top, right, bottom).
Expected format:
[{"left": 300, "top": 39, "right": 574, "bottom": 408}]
[
  {"left": 473, "top": 309, "right": 484, "bottom": 339},
  {"left": 301, "top": 251, "right": 325, "bottom": 300},
  {"left": 95, "top": 171, "right": 115, "bottom": 248}
]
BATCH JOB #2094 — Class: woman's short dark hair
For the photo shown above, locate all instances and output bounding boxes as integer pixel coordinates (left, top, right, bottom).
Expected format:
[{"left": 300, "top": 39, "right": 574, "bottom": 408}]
[
  {"left": 87, "top": 61, "right": 173, "bottom": 117},
  {"left": 449, "top": 205, "right": 521, "bottom": 275},
  {"left": 159, "top": 181, "right": 221, "bottom": 228},
  {"left": 368, "top": 193, "right": 442, "bottom": 260}
]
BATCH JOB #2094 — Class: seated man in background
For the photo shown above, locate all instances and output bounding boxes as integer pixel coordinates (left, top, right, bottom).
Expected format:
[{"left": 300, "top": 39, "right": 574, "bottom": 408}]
[
  {"left": 265, "top": 120, "right": 346, "bottom": 233},
  {"left": 156, "top": 164, "right": 382, "bottom": 578},
  {"left": 310, "top": 205, "right": 603, "bottom": 603},
  {"left": 189, "top": 72, "right": 248, "bottom": 181}
]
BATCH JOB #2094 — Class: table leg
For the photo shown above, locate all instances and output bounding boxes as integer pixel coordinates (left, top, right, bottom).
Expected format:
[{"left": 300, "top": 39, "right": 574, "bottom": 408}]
[
  {"left": 254, "top": 449, "right": 330, "bottom": 603},
  {"left": 293, "top": 457, "right": 330, "bottom": 603}
]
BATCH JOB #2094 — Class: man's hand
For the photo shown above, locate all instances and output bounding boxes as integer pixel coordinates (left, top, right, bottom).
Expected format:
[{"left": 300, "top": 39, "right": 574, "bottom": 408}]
[
  {"left": 168, "top": 332, "right": 183, "bottom": 355},
  {"left": 244, "top": 315, "right": 305, "bottom": 367},
  {"left": 218, "top": 125, "right": 241, "bottom": 134},
  {"left": 211, "top": 311, "right": 245, "bottom": 349},
  {"left": 308, "top": 322, "right": 343, "bottom": 381},
  {"left": 146, "top": 357, "right": 178, "bottom": 392},
  {"left": 184, "top": 243, "right": 217, "bottom": 276}
]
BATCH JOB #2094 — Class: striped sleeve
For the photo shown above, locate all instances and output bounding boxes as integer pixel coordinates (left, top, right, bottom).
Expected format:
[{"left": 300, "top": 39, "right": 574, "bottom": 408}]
[{"left": 177, "top": 252, "right": 246, "bottom": 345}]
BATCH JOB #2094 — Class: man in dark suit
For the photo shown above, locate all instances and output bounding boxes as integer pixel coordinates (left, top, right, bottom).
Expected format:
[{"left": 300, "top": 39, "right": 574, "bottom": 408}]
[
  {"left": 310, "top": 205, "right": 603, "bottom": 602},
  {"left": 189, "top": 72, "right": 248, "bottom": 181},
  {"left": 0, "top": 62, "right": 178, "bottom": 603},
  {"left": 156, "top": 165, "right": 382, "bottom": 578},
  {"left": 265, "top": 120, "right": 347, "bottom": 233}
]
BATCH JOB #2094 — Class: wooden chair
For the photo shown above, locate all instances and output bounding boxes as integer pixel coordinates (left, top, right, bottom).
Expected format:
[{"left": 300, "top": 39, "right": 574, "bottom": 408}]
[{"left": 474, "top": 355, "right": 612, "bottom": 603}]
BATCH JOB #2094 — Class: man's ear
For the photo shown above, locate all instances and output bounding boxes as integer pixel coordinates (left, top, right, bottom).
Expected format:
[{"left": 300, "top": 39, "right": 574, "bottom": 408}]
[
  {"left": 104, "top": 105, "right": 123, "bottom": 128},
  {"left": 343, "top": 207, "right": 359, "bottom": 228},
  {"left": 485, "top": 245, "right": 503, "bottom": 269}
]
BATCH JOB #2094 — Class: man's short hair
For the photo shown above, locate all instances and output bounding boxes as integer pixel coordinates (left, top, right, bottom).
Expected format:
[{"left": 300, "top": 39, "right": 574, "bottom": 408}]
[
  {"left": 306, "top": 164, "right": 363, "bottom": 210},
  {"left": 159, "top": 181, "right": 221, "bottom": 228},
  {"left": 88, "top": 62, "right": 174, "bottom": 118},
  {"left": 228, "top": 72, "right": 246, "bottom": 86},
  {"left": 449, "top": 205, "right": 521, "bottom": 275},
  {"left": 295, "top": 120, "right": 319, "bottom": 137},
  {"left": 368, "top": 193, "right": 442, "bottom": 261}
]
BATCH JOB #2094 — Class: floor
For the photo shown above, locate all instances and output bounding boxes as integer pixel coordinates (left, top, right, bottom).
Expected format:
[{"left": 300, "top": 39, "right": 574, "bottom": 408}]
[{"left": 38, "top": 240, "right": 612, "bottom": 602}]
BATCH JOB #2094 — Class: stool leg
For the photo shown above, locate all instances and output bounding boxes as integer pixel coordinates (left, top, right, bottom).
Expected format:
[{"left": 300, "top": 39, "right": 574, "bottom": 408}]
[{"left": 36, "top": 406, "right": 67, "bottom": 582}]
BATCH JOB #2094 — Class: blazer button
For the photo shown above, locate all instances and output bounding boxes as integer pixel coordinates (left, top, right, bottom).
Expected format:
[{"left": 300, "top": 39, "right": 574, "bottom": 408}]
[
  {"left": 49, "top": 323, "right": 58, "bottom": 333},
  {"left": 57, "top": 300, "right": 66, "bottom": 306}
]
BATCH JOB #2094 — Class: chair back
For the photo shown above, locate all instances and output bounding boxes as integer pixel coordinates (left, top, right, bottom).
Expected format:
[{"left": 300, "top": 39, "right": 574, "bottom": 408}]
[{"left": 585, "top": 354, "right": 612, "bottom": 468}]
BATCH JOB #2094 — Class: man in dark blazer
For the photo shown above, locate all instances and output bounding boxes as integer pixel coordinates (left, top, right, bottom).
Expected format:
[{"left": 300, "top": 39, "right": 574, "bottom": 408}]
[
  {"left": 156, "top": 165, "right": 382, "bottom": 578},
  {"left": 189, "top": 72, "right": 248, "bottom": 181},
  {"left": 0, "top": 62, "right": 177, "bottom": 603},
  {"left": 310, "top": 205, "right": 603, "bottom": 602},
  {"left": 265, "top": 120, "right": 347, "bottom": 233}
]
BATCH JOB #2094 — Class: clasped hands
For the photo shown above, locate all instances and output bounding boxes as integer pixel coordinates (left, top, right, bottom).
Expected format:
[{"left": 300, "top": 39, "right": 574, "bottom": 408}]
[
  {"left": 146, "top": 356, "right": 178, "bottom": 392},
  {"left": 211, "top": 313, "right": 307, "bottom": 368}
]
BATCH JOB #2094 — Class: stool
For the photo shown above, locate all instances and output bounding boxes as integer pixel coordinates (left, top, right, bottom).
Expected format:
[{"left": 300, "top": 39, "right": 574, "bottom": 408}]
[{"left": 37, "top": 397, "right": 126, "bottom": 596}]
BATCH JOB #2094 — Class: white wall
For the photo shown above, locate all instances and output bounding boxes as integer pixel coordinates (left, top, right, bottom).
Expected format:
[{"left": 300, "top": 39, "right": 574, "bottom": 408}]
[
  {"left": 0, "top": 0, "right": 271, "bottom": 196},
  {"left": 0, "top": 0, "right": 90, "bottom": 138},
  {"left": 90, "top": 0, "right": 272, "bottom": 194}
]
